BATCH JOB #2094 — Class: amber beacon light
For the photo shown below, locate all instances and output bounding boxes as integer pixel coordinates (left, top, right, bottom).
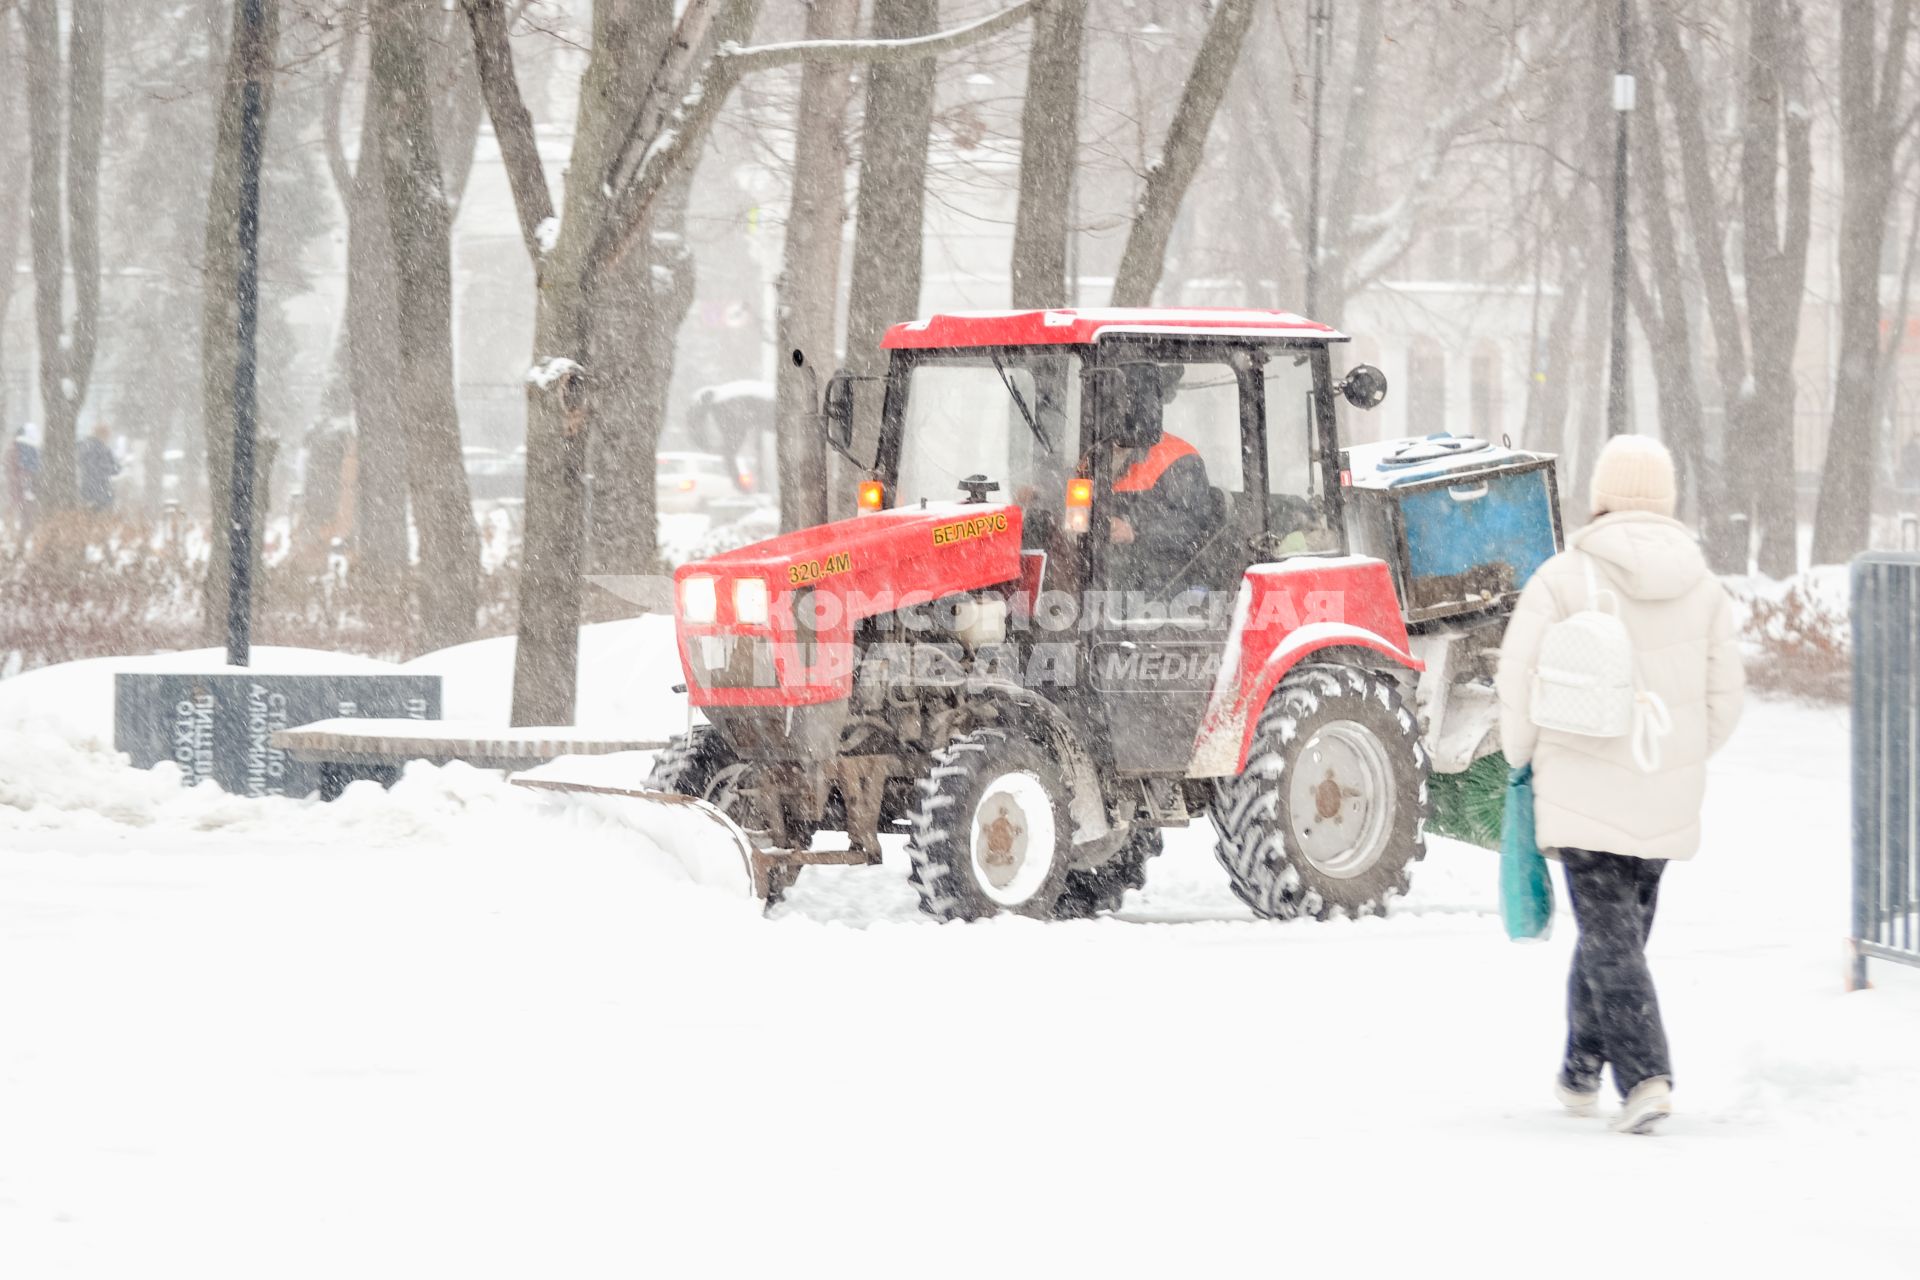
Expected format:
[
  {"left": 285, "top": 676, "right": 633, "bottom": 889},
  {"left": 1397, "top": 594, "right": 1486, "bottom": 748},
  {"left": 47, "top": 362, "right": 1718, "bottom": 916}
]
[{"left": 1065, "top": 476, "right": 1093, "bottom": 533}]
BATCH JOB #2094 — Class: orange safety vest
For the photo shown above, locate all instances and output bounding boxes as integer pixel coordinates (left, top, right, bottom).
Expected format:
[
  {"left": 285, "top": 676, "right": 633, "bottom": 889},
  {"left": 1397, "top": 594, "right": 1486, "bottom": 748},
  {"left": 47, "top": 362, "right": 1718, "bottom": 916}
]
[{"left": 1112, "top": 434, "right": 1199, "bottom": 493}]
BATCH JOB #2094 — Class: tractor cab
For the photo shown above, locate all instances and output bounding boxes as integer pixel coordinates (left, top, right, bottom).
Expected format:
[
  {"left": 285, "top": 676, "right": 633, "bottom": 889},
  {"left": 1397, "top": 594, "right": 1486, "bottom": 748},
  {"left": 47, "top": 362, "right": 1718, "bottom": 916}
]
[
  {"left": 818, "top": 309, "right": 1389, "bottom": 775},
  {"left": 831, "top": 309, "right": 1368, "bottom": 604}
]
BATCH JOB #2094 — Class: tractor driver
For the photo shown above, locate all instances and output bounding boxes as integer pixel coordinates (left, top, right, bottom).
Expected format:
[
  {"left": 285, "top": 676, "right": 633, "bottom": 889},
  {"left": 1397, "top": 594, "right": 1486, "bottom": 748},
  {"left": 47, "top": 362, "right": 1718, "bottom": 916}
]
[{"left": 1103, "top": 362, "right": 1215, "bottom": 596}]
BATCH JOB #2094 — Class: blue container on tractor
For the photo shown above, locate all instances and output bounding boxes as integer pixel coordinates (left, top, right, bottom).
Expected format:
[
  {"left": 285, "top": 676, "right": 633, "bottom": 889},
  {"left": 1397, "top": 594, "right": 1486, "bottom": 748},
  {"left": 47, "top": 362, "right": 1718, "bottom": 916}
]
[{"left": 1341, "top": 434, "right": 1563, "bottom": 625}]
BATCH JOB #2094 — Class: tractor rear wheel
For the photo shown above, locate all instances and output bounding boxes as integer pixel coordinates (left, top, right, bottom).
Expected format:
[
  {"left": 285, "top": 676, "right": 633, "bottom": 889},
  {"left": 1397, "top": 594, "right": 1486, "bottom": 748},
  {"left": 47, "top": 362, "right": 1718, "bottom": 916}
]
[
  {"left": 1210, "top": 665, "right": 1430, "bottom": 921},
  {"left": 1052, "top": 828, "right": 1163, "bottom": 919},
  {"left": 906, "top": 727, "right": 1074, "bottom": 922}
]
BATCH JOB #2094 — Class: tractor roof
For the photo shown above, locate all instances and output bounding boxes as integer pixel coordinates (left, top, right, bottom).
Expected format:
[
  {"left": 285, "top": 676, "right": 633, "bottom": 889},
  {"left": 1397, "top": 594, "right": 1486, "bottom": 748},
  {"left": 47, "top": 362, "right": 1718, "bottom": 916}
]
[{"left": 879, "top": 307, "right": 1344, "bottom": 351}]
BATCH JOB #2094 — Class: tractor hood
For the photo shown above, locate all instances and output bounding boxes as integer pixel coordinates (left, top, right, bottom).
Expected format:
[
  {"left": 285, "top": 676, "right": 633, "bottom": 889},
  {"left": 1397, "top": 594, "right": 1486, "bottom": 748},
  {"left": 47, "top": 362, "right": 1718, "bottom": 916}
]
[
  {"left": 671, "top": 503, "right": 1026, "bottom": 706},
  {"left": 676, "top": 501, "right": 1026, "bottom": 615}
]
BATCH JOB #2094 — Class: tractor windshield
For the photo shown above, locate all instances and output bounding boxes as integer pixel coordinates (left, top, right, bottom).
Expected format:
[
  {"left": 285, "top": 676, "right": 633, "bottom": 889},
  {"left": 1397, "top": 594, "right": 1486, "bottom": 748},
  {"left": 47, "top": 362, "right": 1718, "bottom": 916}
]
[{"left": 894, "top": 351, "right": 1082, "bottom": 510}]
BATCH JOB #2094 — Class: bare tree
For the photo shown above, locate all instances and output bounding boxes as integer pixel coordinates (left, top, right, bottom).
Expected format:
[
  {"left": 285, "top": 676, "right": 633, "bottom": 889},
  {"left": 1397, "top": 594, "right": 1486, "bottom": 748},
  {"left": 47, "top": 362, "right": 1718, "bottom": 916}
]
[
  {"left": 458, "top": 0, "right": 1038, "bottom": 724},
  {"left": 1108, "top": 0, "right": 1256, "bottom": 307},
  {"left": 18, "top": 0, "right": 105, "bottom": 513},
  {"left": 321, "top": 18, "right": 409, "bottom": 613},
  {"left": 841, "top": 0, "right": 941, "bottom": 383},
  {"left": 589, "top": 170, "right": 696, "bottom": 573},
  {"left": 1811, "top": 0, "right": 1916, "bottom": 564},
  {"left": 1627, "top": 3, "right": 1706, "bottom": 511},
  {"left": 1737, "top": 0, "right": 1812, "bottom": 577},
  {"left": 371, "top": 0, "right": 483, "bottom": 648},
  {"left": 324, "top": 4, "right": 491, "bottom": 637},
  {"left": 1243, "top": 1, "right": 1571, "bottom": 328},
  {"left": 772, "top": 0, "right": 861, "bottom": 532},
  {"left": 1008, "top": 0, "right": 1087, "bottom": 308},
  {"left": 1651, "top": 0, "right": 1810, "bottom": 576}
]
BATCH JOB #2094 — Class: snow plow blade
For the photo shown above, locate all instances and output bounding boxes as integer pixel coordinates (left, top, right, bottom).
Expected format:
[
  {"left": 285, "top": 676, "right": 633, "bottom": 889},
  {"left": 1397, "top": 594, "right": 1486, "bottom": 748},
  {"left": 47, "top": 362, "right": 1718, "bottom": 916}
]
[{"left": 509, "top": 777, "right": 870, "bottom": 904}]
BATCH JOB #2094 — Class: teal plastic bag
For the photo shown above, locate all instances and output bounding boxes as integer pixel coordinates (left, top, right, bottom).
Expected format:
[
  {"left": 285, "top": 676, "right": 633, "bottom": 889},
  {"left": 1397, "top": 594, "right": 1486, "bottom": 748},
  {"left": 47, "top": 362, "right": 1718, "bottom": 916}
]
[{"left": 1500, "top": 765, "right": 1554, "bottom": 941}]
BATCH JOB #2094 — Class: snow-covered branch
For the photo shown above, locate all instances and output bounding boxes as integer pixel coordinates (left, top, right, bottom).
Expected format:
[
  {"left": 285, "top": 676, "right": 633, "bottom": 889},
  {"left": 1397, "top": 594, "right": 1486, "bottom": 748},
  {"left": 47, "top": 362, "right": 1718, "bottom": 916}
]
[
  {"left": 596, "top": 0, "right": 1040, "bottom": 274},
  {"left": 719, "top": 0, "right": 1041, "bottom": 74}
]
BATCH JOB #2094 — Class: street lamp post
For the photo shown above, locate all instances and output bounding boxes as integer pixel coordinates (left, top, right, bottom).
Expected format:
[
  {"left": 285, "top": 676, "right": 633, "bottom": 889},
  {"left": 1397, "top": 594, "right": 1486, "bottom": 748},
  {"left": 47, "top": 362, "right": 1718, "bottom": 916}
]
[
  {"left": 1607, "top": 0, "right": 1634, "bottom": 438},
  {"left": 226, "top": 0, "right": 266, "bottom": 666}
]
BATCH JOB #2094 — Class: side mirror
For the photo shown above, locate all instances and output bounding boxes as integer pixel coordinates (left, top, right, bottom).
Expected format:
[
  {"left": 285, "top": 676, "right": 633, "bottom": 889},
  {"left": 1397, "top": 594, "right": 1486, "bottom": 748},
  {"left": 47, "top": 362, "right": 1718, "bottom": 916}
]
[
  {"left": 1338, "top": 364, "right": 1388, "bottom": 411},
  {"left": 822, "top": 370, "right": 855, "bottom": 454}
]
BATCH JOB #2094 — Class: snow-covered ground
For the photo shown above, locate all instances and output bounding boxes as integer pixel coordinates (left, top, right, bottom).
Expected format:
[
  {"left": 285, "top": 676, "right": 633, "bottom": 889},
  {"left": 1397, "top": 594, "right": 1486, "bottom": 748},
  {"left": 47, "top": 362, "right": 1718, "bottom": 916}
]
[{"left": 2, "top": 633, "right": 1916, "bottom": 1275}]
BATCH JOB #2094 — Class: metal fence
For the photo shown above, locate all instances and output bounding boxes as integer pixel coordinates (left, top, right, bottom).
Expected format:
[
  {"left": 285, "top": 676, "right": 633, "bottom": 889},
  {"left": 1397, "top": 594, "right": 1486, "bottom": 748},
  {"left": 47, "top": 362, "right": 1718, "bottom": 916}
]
[{"left": 1851, "top": 552, "right": 1920, "bottom": 987}]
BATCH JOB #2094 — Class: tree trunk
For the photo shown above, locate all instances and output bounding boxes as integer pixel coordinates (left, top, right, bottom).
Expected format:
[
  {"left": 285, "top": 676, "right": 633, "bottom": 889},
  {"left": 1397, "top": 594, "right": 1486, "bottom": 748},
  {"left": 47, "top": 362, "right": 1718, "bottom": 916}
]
[
  {"left": 501, "top": 0, "right": 645, "bottom": 726},
  {"left": 1812, "top": 0, "right": 1914, "bottom": 565},
  {"left": 1525, "top": 266, "right": 1584, "bottom": 458},
  {"left": 372, "top": 0, "right": 482, "bottom": 650},
  {"left": 1317, "top": 0, "right": 1386, "bottom": 325},
  {"left": 0, "top": 24, "right": 24, "bottom": 438},
  {"left": 1628, "top": 40, "right": 1706, "bottom": 515},
  {"left": 1008, "top": 0, "right": 1087, "bottom": 309},
  {"left": 343, "top": 76, "right": 412, "bottom": 618},
  {"left": 837, "top": 0, "right": 941, "bottom": 507},
  {"left": 773, "top": 0, "right": 860, "bottom": 532},
  {"left": 513, "top": 277, "right": 596, "bottom": 724},
  {"left": 589, "top": 173, "right": 696, "bottom": 575},
  {"left": 201, "top": 0, "right": 280, "bottom": 634},
  {"left": 842, "top": 0, "right": 940, "bottom": 368},
  {"left": 1566, "top": 258, "right": 1610, "bottom": 525},
  {"left": 21, "top": 0, "right": 106, "bottom": 514},
  {"left": 1740, "top": 0, "right": 1813, "bottom": 578},
  {"left": 1649, "top": 1, "right": 1753, "bottom": 536},
  {"left": 1108, "top": 0, "right": 1258, "bottom": 307}
]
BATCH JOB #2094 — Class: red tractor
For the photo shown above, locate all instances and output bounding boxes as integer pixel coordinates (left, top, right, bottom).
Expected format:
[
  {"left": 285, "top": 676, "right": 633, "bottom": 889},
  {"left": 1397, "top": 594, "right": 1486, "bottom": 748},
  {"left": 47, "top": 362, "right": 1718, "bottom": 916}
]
[{"left": 650, "top": 308, "right": 1562, "bottom": 919}]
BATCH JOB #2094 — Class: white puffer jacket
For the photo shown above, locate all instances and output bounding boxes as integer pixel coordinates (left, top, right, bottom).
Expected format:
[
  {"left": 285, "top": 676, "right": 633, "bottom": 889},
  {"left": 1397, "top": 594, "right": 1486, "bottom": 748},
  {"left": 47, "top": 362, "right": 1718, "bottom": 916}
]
[{"left": 1495, "top": 511, "right": 1745, "bottom": 860}]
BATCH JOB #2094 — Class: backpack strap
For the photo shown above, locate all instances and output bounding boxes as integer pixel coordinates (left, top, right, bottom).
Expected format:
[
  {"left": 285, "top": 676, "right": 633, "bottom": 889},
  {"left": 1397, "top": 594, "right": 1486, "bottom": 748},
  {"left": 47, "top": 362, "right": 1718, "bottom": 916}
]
[
  {"left": 1579, "top": 547, "right": 1669, "bottom": 772},
  {"left": 1581, "top": 550, "right": 1619, "bottom": 615}
]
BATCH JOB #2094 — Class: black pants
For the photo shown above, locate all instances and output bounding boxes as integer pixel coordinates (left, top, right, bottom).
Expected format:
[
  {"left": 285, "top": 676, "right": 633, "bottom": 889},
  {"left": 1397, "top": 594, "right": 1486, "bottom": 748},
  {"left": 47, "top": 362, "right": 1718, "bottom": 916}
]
[{"left": 1560, "top": 848, "right": 1671, "bottom": 1098}]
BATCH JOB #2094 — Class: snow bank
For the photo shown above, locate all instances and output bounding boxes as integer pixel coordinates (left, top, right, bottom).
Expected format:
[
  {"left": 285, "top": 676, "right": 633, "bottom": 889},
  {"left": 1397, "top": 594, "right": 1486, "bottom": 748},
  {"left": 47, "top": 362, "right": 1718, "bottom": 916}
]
[
  {"left": 0, "top": 721, "right": 753, "bottom": 902},
  {"left": 400, "top": 614, "right": 688, "bottom": 733},
  {"left": 0, "top": 646, "right": 399, "bottom": 746},
  {"left": 0, "top": 618, "right": 690, "bottom": 747}
]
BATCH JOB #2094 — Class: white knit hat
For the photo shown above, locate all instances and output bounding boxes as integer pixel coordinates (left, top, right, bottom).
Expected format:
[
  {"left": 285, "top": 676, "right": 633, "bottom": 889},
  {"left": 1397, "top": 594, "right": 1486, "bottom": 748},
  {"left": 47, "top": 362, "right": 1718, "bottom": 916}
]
[{"left": 1589, "top": 434, "right": 1676, "bottom": 517}]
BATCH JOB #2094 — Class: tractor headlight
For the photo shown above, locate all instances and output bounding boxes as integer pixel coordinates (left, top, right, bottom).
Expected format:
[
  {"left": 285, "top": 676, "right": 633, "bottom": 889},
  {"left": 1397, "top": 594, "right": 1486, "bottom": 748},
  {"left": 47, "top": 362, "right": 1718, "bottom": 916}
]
[
  {"left": 733, "top": 577, "right": 769, "bottom": 626},
  {"left": 681, "top": 575, "right": 718, "bottom": 624}
]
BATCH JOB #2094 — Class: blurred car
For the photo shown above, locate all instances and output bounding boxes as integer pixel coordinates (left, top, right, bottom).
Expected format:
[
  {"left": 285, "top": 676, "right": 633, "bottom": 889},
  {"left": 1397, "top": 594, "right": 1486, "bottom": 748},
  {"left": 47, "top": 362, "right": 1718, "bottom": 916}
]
[{"left": 656, "top": 451, "right": 750, "bottom": 515}]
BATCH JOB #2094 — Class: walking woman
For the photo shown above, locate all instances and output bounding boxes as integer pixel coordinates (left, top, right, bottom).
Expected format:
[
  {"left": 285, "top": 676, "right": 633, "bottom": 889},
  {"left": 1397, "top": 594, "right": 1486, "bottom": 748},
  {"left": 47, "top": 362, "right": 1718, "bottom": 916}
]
[{"left": 1496, "top": 435, "right": 1745, "bottom": 1134}]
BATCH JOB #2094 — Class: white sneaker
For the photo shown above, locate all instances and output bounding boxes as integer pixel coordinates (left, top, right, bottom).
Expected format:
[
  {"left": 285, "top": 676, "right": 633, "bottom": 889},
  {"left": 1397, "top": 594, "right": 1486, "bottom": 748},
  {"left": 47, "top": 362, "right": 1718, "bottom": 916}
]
[
  {"left": 1555, "top": 1081, "right": 1599, "bottom": 1117},
  {"left": 1611, "top": 1078, "right": 1673, "bottom": 1134}
]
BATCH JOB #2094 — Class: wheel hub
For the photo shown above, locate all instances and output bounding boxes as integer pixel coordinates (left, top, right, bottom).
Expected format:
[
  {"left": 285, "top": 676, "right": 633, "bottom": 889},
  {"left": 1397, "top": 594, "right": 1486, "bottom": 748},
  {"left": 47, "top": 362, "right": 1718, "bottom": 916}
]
[
  {"left": 1288, "top": 720, "right": 1395, "bottom": 879},
  {"left": 970, "top": 772, "right": 1056, "bottom": 906}
]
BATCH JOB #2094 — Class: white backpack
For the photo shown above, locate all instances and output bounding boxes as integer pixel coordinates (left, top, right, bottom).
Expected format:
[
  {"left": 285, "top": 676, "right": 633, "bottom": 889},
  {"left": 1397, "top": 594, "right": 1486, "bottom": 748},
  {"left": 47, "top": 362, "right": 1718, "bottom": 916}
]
[{"left": 1529, "top": 553, "right": 1672, "bottom": 772}]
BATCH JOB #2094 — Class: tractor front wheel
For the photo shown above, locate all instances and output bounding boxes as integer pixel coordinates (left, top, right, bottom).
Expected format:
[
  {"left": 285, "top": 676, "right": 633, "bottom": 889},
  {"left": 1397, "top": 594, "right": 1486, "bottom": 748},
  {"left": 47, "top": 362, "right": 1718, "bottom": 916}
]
[
  {"left": 646, "top": 726, "right": 761, "bottom": 818},
  {"left": 1210, "top": 665, "right": 1431, "bottom": 921},
  {"left": 906, "top": 727, "right": 1075, "bottom": 922}
]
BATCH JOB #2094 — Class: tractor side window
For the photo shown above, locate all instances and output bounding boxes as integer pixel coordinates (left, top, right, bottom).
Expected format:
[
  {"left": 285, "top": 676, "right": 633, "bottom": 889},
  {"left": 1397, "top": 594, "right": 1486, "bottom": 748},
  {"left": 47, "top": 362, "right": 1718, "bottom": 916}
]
[
  {"left": 1099, "top": 357, "right": 1249, "bottom": 606},
  {"left": 895, "top": 353, "right": 1081, "bottom": 515},
  {"left": 1264, "top": 351, "right": 1337, "bottom": 553},
  {"left": 1157, "top": 364, "right": 1244, "bottom": 492}
]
